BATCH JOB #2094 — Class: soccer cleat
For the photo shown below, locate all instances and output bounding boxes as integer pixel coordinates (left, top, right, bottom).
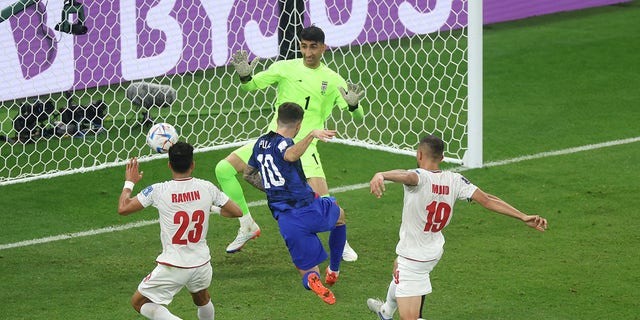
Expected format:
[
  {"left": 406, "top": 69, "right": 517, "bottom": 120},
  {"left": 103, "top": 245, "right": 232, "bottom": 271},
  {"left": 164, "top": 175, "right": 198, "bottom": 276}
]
[
  {"left": 342, "top": 241, "right": 358, "bottom": 262},
  {"left": 367, "top": 298, "right": 392, "bottom": 320},
  {"left": 307, "top": 272, "right": 336, "bottom": 305},
  {"left": 325, "top": 266, "right": 340, "bottom": 287},
  {"left": 225, "top": 225, "right": 261, "bottom": 253}
]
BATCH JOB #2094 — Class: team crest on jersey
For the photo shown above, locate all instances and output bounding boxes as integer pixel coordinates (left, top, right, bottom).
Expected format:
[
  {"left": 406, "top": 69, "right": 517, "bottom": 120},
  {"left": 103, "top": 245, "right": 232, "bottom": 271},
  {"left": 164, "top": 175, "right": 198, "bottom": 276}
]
[
  {"left": 142, "top": 185, "right": 153, "bottom": 196},
  {"left": 278, "top": 140, "right": 288, "bottom": 152},
  {"left": 460, "top": 176, "right": 471, "bottom": 185},
  {"left": 320, "top": 81, "right": 328, "bottom": 95}
]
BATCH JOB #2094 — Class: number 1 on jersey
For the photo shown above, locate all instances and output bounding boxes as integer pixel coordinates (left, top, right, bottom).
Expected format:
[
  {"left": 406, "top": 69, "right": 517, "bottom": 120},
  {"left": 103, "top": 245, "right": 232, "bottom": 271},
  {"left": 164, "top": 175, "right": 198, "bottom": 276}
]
[{"left": 304, "top": 96, "right": 310, "bottom": 109}]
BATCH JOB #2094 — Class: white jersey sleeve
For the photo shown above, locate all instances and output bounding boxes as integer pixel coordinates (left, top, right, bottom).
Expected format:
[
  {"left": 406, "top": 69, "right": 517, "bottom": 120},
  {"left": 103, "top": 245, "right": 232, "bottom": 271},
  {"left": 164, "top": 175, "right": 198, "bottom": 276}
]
[
  {"left": 395, "top": 169, "right": 477, "bottom": 261},
  {"left": 136, "top": 178, "right": 229, "bottom": 268}
]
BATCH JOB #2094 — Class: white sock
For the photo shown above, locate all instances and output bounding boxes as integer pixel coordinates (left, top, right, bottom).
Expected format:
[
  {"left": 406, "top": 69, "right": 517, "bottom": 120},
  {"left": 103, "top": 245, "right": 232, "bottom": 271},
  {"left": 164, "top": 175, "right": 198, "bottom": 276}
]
[
  {"left": 239, "top": 212, "right": 254, "bottom": 229},
  {"left": 197, "top": 301, "right": 215, "bottom": 320},
  {"left": 381, "top": 279, "right": 398, "bottom": 318},
  {"left": 140, "top": 303, "right": 182, "bottom": 320}
]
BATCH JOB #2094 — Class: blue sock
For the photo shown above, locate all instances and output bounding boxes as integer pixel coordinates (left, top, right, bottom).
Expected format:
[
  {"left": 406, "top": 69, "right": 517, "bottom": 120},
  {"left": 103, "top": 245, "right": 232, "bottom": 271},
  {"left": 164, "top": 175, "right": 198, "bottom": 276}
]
[
  {"left": 328, "top": 225, "right": 346, "bottom": 272},
  {"left": 301, "top": 271, "right": 320, "bottom": 290}
]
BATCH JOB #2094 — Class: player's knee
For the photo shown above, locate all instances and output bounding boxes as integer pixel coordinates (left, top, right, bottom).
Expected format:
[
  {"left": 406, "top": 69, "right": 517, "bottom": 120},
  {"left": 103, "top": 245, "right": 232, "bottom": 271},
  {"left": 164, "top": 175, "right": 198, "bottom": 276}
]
[
  {"left": 130, "top": 291, "right": 148, "bottom": 313},
  {"left": 215, "top": 159, "right": 235, "bottom": 181},
  {"left": 335, "top": 207, "right": 346, "bottom": 226},
  {"left": 130, "top": 298, "right": 139, "bottom": 312},
  {"left": 190, "top": 289, "right": 211, "bottom": 306}
]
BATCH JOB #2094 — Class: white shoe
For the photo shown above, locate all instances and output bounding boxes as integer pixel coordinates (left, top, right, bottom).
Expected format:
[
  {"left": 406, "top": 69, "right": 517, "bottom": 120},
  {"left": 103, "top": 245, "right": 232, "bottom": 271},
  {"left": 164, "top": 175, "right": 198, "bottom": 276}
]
[
  {"left": 367, "top": 298, "right": 392, "bottom": 320},
  {"left": 226, "top": 224, "right": 261, "bottom": 253},
  {"left": 342, "top": 240, "right": 358, "bottom": 262}
]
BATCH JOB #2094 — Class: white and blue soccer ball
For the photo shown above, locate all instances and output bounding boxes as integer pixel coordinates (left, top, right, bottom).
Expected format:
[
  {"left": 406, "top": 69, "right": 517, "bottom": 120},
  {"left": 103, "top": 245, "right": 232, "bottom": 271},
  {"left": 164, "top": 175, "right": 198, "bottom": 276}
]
[{"left": 146, "top": 122, "right": 179, "bottom": 153}]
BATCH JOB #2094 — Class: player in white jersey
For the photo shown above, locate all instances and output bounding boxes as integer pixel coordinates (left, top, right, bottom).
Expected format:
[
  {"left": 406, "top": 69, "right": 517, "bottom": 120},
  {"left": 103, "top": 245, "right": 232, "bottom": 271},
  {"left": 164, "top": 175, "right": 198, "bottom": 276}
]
[
  {"left": 366, "top": 135, "right": 548, "bottom": 320},
  {"left": 118, "top": 142, "right": 243, "bottom": 320}
]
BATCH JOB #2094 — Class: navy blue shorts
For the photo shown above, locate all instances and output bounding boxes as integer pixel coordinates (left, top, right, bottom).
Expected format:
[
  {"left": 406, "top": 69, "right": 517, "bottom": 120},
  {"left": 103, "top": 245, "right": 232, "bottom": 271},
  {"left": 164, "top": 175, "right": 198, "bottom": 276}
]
[{"left": 275, "top": 196, "right": 341, "bottom": 270}]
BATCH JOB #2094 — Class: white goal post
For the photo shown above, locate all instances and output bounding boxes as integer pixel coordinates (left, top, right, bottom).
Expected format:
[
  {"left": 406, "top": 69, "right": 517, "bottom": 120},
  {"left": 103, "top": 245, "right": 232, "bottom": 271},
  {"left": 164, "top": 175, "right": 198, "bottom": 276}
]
[{"left": 0, "top": 0, "right": 482, "bottom": 185}]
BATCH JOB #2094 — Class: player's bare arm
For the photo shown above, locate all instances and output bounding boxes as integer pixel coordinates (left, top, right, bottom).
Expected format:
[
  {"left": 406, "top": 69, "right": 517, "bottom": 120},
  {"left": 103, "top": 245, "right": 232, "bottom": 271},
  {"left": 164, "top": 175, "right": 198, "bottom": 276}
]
[
  {"left": 243, "top": 165, "right": 265, "bottom": 192},
  {"left": 118, "top": 157, "right": 145, "bottom": 215},
  {"left": 219, "top": 199, "right": 244, "bottom": 218},
  {"left": 283, "top": 129, "right": 336, "bottom": 162},
  {"left": 471, "top": 188, "right": 548, "bottom": 232},
  {"left": 370, "top": 170, "right": 419, "bottom": 198}
]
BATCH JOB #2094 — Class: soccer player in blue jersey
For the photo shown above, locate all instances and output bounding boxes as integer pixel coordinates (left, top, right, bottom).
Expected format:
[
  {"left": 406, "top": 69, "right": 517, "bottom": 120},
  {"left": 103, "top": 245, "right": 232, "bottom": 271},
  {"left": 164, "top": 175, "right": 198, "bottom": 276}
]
[
  {"left": 216, "top": 25, "right": 363, "bottom": 265},
  {"left": 243, "top": 102, "right": 345, "bottom": 304}
]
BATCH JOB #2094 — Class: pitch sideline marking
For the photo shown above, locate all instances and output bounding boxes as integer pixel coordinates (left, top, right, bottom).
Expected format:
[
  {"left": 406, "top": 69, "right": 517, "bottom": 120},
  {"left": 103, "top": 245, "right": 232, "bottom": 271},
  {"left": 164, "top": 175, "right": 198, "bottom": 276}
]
[
  {"left": 481, "top": 136, "right": 640, "bottom": 168},
  {"left": 1, "top": 136, "right": 638, "bottom": 251},
  {"left": 0, "top": 220, "right": 158, "bottom": 250}
]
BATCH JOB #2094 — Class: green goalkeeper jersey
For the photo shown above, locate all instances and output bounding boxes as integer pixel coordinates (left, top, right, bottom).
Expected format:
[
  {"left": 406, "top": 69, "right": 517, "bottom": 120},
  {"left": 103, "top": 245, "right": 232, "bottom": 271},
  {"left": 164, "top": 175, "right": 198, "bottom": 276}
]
[{"left": 240, "top": 58, "right": 364, "bottom": 143}]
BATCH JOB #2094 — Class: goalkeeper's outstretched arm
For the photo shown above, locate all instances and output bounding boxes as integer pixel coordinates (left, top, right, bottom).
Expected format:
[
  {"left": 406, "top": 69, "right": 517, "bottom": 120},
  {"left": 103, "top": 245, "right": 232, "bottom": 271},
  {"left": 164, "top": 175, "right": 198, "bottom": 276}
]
[
  {"left": 230, "top": 50, "right": 259, "bottom": 84},
  {"left": 339, "top": 82, "right": 365, "bottom": 121}
]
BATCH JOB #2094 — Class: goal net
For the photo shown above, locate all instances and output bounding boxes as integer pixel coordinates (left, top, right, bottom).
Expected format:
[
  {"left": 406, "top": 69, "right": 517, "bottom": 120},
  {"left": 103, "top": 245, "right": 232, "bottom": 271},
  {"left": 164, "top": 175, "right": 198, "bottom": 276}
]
[{"left": 0, "top": 0, "right": 481, "bottom": 185}]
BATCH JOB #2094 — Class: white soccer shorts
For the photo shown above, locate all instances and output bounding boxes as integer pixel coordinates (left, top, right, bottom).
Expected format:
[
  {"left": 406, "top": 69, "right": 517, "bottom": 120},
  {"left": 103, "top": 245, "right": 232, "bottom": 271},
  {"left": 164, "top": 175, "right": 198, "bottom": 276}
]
[
  {"left": 394, "top": 255, "right": 441, "bottom": 298},
  {"left": 137, "top": 262, "right": 212, "bottom": 305}
]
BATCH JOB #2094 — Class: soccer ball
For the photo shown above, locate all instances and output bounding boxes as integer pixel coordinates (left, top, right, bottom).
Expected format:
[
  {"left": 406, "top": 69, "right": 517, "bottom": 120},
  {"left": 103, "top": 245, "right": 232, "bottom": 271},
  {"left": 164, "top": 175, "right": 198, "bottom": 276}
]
[{"left": 146, "top": 122, "right": 179, "bottom": 153}]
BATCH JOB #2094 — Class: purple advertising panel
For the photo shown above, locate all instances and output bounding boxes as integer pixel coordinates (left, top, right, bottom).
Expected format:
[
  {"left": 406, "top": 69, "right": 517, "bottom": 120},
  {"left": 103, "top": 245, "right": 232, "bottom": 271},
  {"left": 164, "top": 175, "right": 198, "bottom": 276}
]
[
  {"left": 484, "top": 0, "right": 629, "bottom": 25},
  {"left": 0, "top": 0, "right": 628, "bottom": 101}
]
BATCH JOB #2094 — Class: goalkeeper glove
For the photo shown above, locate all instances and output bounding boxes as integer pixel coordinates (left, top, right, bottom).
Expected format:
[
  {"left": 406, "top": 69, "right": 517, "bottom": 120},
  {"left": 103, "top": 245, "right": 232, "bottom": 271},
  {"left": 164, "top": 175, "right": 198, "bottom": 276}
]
[
  {"left": 338, "top": 82, "right": 365, "bottom": 111},
  {"left": 230, "top": 50, "right": 259, "bottom": 82}
]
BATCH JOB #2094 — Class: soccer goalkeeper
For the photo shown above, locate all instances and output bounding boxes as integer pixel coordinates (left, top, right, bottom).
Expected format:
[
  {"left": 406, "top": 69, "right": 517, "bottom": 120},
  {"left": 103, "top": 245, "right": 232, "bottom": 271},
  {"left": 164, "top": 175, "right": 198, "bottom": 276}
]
[{"left": 215, "top": 25, "right": 365, "bottom": 270}]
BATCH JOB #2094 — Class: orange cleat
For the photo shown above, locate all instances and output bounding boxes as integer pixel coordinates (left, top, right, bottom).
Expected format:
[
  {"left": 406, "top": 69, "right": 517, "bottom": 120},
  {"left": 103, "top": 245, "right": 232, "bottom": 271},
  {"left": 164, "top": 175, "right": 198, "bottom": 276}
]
[
  {"left": 325, "top": 266, "right": 340, "bottom": 287},
  {"left": 307, "top": 272, "right": 336, "bottom": 305}
]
